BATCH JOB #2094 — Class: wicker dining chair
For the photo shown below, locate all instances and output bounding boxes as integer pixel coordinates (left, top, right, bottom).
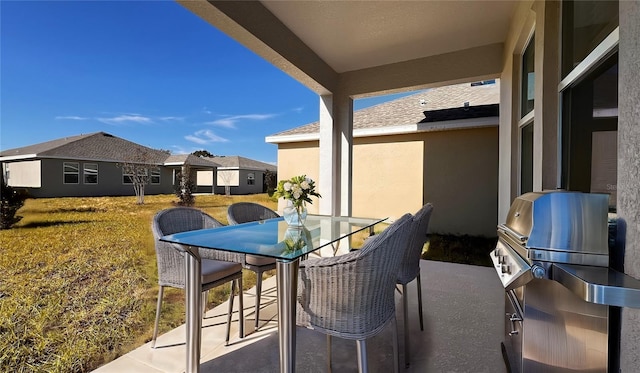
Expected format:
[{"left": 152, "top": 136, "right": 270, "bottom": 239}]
[
  {"left": 151, "top": 207, "right": 244, "bottom": 348},
  {"left": 296, "top": 213, "right": 414, "bottom": 373},
  {"left": 397, "top": 203, "right": 433, "bottom": 367},
  {"left": 227, "top": 202, "right": 279, "bottom": 329}
]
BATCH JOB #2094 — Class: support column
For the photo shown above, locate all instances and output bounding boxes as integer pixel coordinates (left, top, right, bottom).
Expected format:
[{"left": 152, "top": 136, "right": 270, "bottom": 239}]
[
  {"left": 319, "top": 93, "right": 353, "bottom": 216},
  {"left": 618, "top": 1, "right": 640, "bottom": 371}
]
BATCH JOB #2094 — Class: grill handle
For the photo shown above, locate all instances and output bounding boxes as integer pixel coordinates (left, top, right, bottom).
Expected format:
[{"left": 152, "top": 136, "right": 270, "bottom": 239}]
[{"left": 498, "top": 224, "right": 528, "bottom": 243}]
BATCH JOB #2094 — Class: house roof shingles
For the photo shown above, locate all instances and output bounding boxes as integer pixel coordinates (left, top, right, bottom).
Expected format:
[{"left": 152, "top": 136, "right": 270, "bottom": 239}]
[
  {"left": 165, "top": 154, "right": 219, "bottom": 168},
  {"left": 0, "top": 132, "right": 170, "bottom": 164},
  {"left": 210, "top": 156, "right": 276, "bottom": 171},
  {"left": 268, "top": 81, "right": 500, "bottom": 138}
]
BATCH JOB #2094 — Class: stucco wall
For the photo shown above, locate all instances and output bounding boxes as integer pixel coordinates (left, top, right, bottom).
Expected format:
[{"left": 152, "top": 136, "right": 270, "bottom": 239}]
[
  {"left": 277, "top": 127, "right": 499, "bottom": 236},
  {"left": 423, "top": 127, "right": 499, "bottom": 236},
  {"left": 618, "top": 1, "right": 640, "bottom": 370},
  {"left": 277, "top": 141, "right": 321, "bottom": 214},
  {"left": 352, "top": 136, "right": 424, "bottom": 222}
]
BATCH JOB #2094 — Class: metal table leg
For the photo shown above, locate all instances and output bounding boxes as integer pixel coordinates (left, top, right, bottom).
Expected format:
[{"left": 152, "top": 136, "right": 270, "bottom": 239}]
[
  {"left": 184, "top": 246, "right": 202, "bottom": 373},
  {"left": 276, "top": 259, "right": 299, "bottom": 373}
]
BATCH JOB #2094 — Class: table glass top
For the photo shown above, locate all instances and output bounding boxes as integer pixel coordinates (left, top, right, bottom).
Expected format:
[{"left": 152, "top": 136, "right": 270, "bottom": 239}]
[{"left": 160, "top": 215, "right": 387, "bottom": 261}]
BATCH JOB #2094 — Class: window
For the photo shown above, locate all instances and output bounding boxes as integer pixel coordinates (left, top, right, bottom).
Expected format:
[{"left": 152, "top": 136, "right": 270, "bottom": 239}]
[
  {"left": 562, "top": 0, "right": 619, "bottom": 78},
  {"left": 520, "top": 123, "right": 534, "bottom": 194},
  {"left": 518, "top": 33, "right": 535, "bottom": 194},
  {"left": 63, "top": 162, "right": 79, "bottom": 184},
  {"left": 560, "top": 1, "right": 619, "bottom": 210},
  {"left": 247, "top": 172, "right": 255, "bottom": 185},
  {"left": 561, "top": 57, "right": 618, "bottom": 209},
  {"left": 521, "top": 34, "right": 535, "bottom": 118},
  {"left": 150, "top": 168, "right": 161, "bottom": 184},
  {"left": 122, "top": 168, "right": 147, "bottom": 184},
  {"left": 83, "top": 163, "right": 98, "bottom": 184}
]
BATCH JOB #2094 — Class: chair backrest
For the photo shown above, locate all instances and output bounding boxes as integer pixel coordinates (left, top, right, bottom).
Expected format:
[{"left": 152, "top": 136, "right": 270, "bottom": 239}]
[
  {"left": 227, "top": 202, "right": 279, "bottom": 225},
  {"left": 398, "top": 203, "right": 434, "bottom": 284},
  {"left": 297, "top": 213, "right": 414, "bottom": 339},
  {"left": 151, "top": 207, "right": 225, "bottom": 288}
]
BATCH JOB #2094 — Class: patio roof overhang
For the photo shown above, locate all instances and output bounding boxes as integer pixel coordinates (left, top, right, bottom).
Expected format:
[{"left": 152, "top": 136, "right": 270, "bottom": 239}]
[
  {"left": 178, "top": 0, "right": 520, "bottom": 96},
  {"left": 177, "top": 0, "right": 524, "bottom": 215}
]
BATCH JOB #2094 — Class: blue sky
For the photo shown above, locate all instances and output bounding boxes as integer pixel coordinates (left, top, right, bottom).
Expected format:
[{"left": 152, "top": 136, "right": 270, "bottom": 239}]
[{"left": 1, "top": 1, "right": 410, "bottom": 164}]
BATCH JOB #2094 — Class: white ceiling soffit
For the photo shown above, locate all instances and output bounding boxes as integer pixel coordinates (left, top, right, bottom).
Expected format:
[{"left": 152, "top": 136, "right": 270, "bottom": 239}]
[
  {"left": 260, "top": 1, "right": 517, "bottom": 74},
  {"left": 180, "top": 1, "right": 517, "bottom": 94}
]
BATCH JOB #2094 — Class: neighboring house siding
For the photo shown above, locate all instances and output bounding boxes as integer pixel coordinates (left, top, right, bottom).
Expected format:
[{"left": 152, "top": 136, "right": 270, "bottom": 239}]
[
  {"left": 275, "top": 128, "right": 498, "bottom": 237},
  {"left": 11, "top": 159, "right": 174, "bottom": 198}
]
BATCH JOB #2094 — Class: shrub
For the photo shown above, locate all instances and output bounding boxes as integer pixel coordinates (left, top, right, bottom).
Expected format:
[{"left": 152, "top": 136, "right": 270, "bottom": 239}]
[
  {"left": 421, "top": 234, "right": 497, "bottom": 267},
  {"left": 0, "top": 172, "right": 28, "bottom": 229}
]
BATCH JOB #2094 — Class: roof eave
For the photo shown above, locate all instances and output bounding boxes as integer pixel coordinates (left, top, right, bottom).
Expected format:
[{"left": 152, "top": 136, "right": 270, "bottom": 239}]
[
  {"left": 266, "top": 116, "right": 499, "bottom": 144},
  {"left": 0, "top": 154, "right": 39, "bottom": 162}
]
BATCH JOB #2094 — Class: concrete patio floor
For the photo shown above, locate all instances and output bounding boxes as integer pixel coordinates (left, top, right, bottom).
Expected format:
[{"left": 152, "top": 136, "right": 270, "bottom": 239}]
[{"left": 93, "top": 260, "right": 506, "bottom": 373}]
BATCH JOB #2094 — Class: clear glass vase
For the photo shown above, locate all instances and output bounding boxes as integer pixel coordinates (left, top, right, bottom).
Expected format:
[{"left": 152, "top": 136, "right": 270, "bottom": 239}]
[{"left": 283, "top": 200, "right": 307, "bottom": 227}]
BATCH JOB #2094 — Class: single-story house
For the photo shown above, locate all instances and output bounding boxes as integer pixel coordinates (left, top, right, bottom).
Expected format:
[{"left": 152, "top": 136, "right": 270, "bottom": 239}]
[
  {"left": 267, "top": 81, "right": 500, "bottom": 237},
  {"left": 0, "top": 132, "right": 219, "bottom": 198},
  {"left": 196, "top": 156, "right": 277, "bottom": 195}
]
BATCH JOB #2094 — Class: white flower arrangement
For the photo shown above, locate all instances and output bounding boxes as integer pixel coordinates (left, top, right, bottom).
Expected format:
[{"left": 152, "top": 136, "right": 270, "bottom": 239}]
[{"left": 274, "top": 175, "right": 321, "bottom": 208}]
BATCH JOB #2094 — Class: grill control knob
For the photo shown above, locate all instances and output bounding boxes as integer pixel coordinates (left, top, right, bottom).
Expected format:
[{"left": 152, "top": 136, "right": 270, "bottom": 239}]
[
  {"left": 532, "top": 264, "right": 546, "bottom": 279},
  {"left": 501, "top": 264, "right": 510, "bottom": 274}
]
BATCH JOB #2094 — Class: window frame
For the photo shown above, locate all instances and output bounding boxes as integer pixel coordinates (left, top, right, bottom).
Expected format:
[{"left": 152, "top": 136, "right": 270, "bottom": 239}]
[
  {"left": 520, "top": 32, "right": 536, "bottom": 119},
  {"left": 558, "top": 3, "right": 619, "bottom": 208},
  {"left": 517, "top": 28, "right": 536, "bottom": 195},
  {"left": 150, "top": 168, "right": 161, "bottom": 185},
  {"left": 519, "top": 120, "right": 535, "bottom": 194},
  {"left": 83, "top": 163, "right": 98, "bottom": 185},
  {"left": 63, "top": 162, "right": 80, "bottom": 184}
]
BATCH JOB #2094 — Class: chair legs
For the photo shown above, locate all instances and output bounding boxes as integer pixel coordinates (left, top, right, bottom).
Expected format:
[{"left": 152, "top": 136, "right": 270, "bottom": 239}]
[
  {"left": 202, "top": 290, "right": 208, "bottom": 318},
  {"left": 400, "top": 274, "right": 425, "bottom": 367},
  {"left": 255, "top": 270, "right": 263, "bottom": 329},
  {"left": 326, "top": 335, "right": 332, "bottom": 373},
  {"left": 151, "top": 286, "right": 164, "bottom": 349},
  {"left": 391, "top": 316, "right": 400, "bottom": 373},
  {"left": 416, "top": 273, "right": 424, "bottom": 331},
  {"left": 238, "top": 276, "right": 244, "bottom": 338},
  {"left": 356, "top": 339, "right": 368, "bottom": 373},
  {"left": 226, "top": 277, "right": 245, "bottom": 345},
  {"left": 153, "top": 278, "right": 244, "bottom": 349},
  {"left": 402, "top": 284, "right": 411, "bottom": 368}
]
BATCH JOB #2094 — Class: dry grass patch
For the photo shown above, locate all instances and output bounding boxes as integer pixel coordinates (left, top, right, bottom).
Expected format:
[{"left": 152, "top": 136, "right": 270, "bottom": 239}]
[{"left": 0, "top": 194, "right": 276, "bottom": 372}]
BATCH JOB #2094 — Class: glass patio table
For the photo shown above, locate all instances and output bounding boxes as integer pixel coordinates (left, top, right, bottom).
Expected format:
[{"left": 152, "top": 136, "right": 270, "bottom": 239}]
[{"left": 160, "top": 214, "right": 388, "bottom": 373}]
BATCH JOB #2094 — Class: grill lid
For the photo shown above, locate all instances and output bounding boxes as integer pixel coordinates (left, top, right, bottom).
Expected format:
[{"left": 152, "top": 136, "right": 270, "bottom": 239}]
[{"left": 503, "top": 191, "right": 609, "bottom": 255}]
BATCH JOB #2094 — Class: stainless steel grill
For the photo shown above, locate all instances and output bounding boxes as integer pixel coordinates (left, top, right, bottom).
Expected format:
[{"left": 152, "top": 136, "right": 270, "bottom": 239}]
[{"left": 491, "top": 191, "right": 640, "bottom": 373}]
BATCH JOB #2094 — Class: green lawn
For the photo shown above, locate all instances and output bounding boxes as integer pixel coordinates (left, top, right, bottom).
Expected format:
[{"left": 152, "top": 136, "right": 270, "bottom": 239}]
[
  {"left": 0, "top": 193, "right": 494, "bottom": 372},
  {"left": 0, "top": 194, "right": 277, "bottom": 373}
]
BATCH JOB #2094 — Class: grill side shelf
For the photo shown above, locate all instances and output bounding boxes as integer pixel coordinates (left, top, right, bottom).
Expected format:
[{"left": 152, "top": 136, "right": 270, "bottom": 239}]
[{"left": 552, "top": 263, "right": 640, "bottom": 308}]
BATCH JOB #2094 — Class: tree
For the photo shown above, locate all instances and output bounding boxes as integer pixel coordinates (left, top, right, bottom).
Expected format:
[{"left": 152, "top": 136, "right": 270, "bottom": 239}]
[
  {"left": 218, "top": 170, "right": 234, "bottom": 196},
  {"left": 264, "top": 169, "right": 277, "bottom": 196},
  {"left": 117, "top": 148, "right": 158, "bottom": 205},
  {"left": 1, "top": 169, "right": 28, "bottom": 229},
  {"left": 174, "top": 163, "right": 196, "bottom": 206},
  {"left": 192, "top": 150, "right": 215, "bottom": 158}
]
